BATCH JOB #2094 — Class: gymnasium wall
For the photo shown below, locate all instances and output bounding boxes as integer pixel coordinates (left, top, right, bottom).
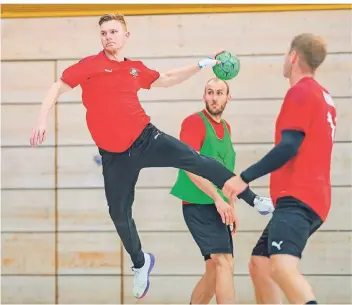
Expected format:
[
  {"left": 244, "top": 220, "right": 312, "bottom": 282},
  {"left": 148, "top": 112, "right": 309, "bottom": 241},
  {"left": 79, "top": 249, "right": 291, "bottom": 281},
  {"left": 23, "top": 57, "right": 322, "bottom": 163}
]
[{"left": 1, "top": 5, "right": 352, "bottom": 304}]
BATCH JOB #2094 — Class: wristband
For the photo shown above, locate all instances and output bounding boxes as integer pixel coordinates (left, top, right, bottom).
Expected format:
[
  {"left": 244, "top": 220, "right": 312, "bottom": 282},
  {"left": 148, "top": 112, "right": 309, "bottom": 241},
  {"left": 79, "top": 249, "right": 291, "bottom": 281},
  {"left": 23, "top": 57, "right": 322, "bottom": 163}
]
[{"left": 198, "top": 56, "right": 216, "bottom": 69}]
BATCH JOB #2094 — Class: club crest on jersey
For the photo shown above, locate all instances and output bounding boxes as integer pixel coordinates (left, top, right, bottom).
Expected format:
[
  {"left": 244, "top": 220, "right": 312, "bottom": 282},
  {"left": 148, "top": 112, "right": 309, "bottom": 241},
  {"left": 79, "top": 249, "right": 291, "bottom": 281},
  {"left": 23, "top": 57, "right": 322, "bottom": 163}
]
[{"left": 130, "top": 68, "right": 139, "bottom": 78}]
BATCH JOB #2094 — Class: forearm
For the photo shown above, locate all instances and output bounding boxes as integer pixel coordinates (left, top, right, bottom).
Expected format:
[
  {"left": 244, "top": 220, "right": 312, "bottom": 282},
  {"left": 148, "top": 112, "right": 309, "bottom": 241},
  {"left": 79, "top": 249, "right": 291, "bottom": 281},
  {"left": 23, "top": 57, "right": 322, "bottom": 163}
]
[
  {"left": 161, "top": 64, "right": 201, "bottom": 87},
  {"left": 187, "top": 172, "right": 222, "bottom": 202},
  {"left": 241, "top": 130, "right": 305, "bottom": 183},
  {"left": 187, "top": 171, "right": 257, "bottom": 206},
  {"left": 153, "top": 57, "right": 217, "bottom": 88}
]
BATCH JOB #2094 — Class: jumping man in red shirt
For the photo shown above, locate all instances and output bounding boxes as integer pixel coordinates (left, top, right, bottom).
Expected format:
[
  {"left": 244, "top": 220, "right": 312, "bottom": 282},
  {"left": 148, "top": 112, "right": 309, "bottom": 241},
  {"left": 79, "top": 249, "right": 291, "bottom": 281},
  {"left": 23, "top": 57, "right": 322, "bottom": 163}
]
[
  {"left": 30, "top": 13, "right": 242, "bottom": 299},
  {"left": 222, "top": 33, "right": 336, "bottom": 304}
]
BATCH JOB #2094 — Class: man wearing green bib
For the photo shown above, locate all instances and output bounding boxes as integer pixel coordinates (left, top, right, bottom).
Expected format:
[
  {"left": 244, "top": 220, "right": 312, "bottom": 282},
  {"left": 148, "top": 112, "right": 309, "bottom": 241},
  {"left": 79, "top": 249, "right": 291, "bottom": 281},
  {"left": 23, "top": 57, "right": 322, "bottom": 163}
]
[{"left": 170, "top": 78, "right": 274, "bottom": 304}]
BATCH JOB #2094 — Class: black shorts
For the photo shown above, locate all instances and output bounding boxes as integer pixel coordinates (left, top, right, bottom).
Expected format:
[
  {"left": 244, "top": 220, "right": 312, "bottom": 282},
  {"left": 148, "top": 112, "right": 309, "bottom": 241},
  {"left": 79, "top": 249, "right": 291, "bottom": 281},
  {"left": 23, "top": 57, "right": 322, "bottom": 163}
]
[
  {"left": 183, "top": 203, "right": 234, "bottom": 261},
  {"left": 252, "top": 196, "right": 323, "bottom": 259}
]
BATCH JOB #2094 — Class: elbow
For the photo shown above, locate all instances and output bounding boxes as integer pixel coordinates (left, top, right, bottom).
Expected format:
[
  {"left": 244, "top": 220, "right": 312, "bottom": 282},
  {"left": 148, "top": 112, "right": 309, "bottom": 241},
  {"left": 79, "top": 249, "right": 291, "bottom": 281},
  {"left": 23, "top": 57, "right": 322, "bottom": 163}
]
[
  {"left": 154, "top": 78, "right": 172, "bottom": 88},
  {"left": 292, "top": 146, "right": 300, "bottom": 157},
  {"left": 281, "top": 142, "right": 299, "bottom": 158},
  {"left": 163, "top": 78, "right": 178, "bottom": 88},
  {"left": 160, "top": 73, "right": 180, "bottom": 88}
]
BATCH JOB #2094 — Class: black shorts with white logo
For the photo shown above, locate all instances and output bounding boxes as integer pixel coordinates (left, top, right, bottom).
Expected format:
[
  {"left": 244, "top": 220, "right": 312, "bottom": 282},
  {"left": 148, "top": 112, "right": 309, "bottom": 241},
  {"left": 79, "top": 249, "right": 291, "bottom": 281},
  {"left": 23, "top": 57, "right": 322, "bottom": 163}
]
[
  {"left": 183, "top": 203, "right": 234, "bottom": 261},
  {"left": 252, "top": 196, "right": 323, "bottom": 259}
]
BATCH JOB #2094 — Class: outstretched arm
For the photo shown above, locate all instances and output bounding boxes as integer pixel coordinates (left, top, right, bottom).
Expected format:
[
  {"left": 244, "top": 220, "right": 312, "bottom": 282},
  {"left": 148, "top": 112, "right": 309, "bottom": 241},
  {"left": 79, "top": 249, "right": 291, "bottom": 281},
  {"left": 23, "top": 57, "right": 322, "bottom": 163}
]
[
  {"left": 240, "top": 130, "right": 305, "bottom": 183},
  {"left": 223, "top": 87, "right": 311, "bottom": 201},
  {"left": 240, "top": 86, "right": 310, "bottom": 183},
  {"left": 223, "top": 130, "right": 305, "bottom": 201},
  {"left": 151, "top": 54, "right": 221, "bottom": 88}
]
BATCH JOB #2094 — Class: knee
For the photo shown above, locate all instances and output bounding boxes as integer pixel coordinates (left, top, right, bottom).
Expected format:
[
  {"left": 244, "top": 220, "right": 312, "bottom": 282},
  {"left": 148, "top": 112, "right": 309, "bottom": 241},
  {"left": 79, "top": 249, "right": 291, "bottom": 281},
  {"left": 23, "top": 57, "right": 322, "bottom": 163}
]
[
  {"left": 248, "top": 256, "right": 257, "bottom": 277},
  {"left": 108, "top": 205, "right": 131, "bottom": 226},
  {"left": 211, "top": 253, "right": 233, "bottom": 270},
  {"left": 270, "top": 257, "right": 297, "bottom": 282},
  {"left": 249, "top": 256, "right": 271, "bottom": 280},
  {"left": 108, "top": 205, "right": 122, "bottom": 220},
  {"left": 204, "top": 259, "right": 217, "bottom": 282}
]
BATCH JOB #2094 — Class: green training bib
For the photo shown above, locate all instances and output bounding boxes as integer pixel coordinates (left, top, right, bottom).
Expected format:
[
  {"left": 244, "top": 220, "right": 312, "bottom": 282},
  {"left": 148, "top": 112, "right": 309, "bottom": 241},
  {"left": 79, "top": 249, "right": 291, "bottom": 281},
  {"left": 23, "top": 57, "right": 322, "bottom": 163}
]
[{"left": 170, "top": 112, "right": 236, "bottom": 204}]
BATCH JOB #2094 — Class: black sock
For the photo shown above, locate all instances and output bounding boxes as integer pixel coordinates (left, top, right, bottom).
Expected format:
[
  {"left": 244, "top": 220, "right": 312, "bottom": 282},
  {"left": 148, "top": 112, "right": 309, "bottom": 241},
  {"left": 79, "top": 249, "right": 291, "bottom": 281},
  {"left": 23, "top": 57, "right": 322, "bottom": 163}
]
[
  {"left": 133, "top": 253, "right": 145, "bottom": 269},
  {"left": 306, "top": 301, "right": 317, "bottom": 304}
]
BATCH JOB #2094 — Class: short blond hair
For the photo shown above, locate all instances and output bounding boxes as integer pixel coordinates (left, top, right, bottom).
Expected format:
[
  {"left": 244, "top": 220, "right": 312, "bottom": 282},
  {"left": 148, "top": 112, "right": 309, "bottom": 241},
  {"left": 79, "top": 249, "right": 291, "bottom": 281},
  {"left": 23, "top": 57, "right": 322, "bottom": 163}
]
[
  {"left": 99, "top": 13, "right": 127, "bottom": 31},
  {"left": 290, "top": 33, "right": 327, "bottom": 72}
]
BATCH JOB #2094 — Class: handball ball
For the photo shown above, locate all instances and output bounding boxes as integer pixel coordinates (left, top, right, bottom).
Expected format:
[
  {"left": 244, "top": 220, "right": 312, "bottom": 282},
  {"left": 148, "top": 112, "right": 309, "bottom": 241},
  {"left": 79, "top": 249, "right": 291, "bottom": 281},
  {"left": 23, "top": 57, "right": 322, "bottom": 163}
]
[{"left": 212, "top": 51, "right": 240, "bottom": 80}]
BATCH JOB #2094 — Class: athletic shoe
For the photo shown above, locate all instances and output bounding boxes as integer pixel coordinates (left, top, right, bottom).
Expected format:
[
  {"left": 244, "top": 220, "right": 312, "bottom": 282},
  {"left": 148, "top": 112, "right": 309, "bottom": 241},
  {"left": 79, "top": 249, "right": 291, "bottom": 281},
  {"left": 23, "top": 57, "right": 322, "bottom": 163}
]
[
  {"left": 254, "top": 196, "right": 275, "bottom": 215},
  {"left": 132, "top": 252, "right": 155, "bottom": 299}
]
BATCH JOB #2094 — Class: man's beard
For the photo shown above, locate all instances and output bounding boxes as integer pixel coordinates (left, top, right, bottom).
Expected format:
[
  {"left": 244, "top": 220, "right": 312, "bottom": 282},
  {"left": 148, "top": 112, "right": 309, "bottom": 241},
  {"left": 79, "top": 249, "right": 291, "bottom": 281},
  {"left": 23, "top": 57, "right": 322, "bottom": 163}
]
[{"left": 206, "top": 103, "right": 226, "bottom": 116}]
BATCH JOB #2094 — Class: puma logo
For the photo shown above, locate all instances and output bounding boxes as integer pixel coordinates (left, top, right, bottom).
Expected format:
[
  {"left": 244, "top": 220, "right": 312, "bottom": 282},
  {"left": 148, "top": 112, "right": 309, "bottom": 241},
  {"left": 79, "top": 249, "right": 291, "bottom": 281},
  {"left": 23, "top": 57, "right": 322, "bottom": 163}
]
[
  {"left": 271, "top": 240, "right": 283, "bottom": 250},
  {"left": 154, "top": 132, "right": 161, "bottom": 139}
]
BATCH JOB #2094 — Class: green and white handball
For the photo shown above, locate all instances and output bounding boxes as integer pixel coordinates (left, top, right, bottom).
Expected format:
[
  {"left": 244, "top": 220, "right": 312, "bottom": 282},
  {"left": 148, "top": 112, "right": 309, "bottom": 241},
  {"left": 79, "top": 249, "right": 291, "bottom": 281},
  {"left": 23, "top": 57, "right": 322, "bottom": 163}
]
[{"left": 212, "top": 51, "right": 240, "bottom": 80}]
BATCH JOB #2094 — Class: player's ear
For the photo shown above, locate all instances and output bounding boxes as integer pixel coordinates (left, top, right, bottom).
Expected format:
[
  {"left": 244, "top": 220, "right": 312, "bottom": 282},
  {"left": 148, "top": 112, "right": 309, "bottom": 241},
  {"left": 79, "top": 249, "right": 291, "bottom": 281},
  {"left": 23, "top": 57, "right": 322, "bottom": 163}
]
[
  {"left": 290, "top": 50, "right": 298, "bottom": 64},
  {"left": 227, "top": 94, "right": 232, "bottom": 102},
  {"left": 125, "top": 31, "right": 130, "bottom": 38}
]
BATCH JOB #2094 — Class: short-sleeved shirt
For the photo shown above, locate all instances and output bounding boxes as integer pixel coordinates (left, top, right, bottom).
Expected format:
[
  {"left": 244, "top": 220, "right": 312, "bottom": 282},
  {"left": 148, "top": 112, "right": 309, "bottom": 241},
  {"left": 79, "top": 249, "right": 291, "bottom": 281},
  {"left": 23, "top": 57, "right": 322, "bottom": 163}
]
[
  {"left": 60, "top": 51, "right": 160, "bottom": 152},
  {"left": 179, "top": 109, "right": 232, "bottom": 205},
  {"left": 270, "top": 77, "right": 337, "bottom": 221}
]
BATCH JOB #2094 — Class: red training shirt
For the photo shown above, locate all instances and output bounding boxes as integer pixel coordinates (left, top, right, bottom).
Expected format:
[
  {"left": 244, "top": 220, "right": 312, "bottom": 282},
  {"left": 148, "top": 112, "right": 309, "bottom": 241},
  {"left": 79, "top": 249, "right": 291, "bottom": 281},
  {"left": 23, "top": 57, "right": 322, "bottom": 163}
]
[
  {"left": 60, "top": 51, "right": 160, "bottom": 152},
  {"left": 179, "top": 109, "right": 232, "bottom": 205},
  {"left": 270, "top": 77, "right": 337, "bottom": 221}
]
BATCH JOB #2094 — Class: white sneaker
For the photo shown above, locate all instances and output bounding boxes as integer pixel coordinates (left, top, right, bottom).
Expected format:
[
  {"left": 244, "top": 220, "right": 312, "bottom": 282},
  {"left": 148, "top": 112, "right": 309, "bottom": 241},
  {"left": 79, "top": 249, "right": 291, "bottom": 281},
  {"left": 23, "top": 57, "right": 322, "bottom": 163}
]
[
  {"left": 254, "top": 196, "right": 275, "bottom": 215},
  {"left": 132, "top": 252, "right": 155, "bottom": 299}
]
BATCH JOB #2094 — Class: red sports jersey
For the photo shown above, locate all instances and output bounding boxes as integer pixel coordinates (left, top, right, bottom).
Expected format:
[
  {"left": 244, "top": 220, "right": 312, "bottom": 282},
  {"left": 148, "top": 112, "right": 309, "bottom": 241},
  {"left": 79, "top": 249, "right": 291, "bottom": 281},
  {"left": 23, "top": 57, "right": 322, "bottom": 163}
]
[
  {"left": 61, "top": 51, "right": 160, "bottom": 152},
  {"left": 270, "top": 77, "right": 337, "bottom": 221},
  {"left": 180, "top": 109, "right": 232, "bottom": 205}
]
